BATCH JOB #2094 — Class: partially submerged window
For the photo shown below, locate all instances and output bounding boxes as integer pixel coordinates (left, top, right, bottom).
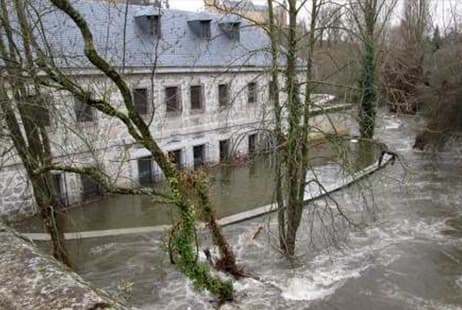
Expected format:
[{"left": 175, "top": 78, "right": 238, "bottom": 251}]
[
  {"left": 75, "top": 99, "right": 94, "bottom": 122},
  {"left": 168, "top": 149, "right": 183, "bottom": 170},
  {"left": 218, "top": 84, "right": 229, "bottom": 107},
  {"left": 248, "top": 82, "right": 257, "bottom": 104},
  {"left": 133, "top": 88, "right": 148, "bottom": 115},
  {"left": 80, "top": 175, "right": 102, "bottom": 200},
  {"left": 219, "top": 139, "right": 230, "bottom": 161},
  {"left": 248, "top": 133, "right": 257, "bottom": 155},
  {"left": 190, "top": 85, "right": 203, "bottom": 110},
  {"left": 193, "top": 144, "right": 205, "bottom": 168},
  {"left": 165, "top": 86, "right": 180, "bottom": 113},
  {"left": 138, "top": 156, "right": 153, "bottom": 185},
  {"left": 52, "top": 173, "right": 67, "bottom": 207}
]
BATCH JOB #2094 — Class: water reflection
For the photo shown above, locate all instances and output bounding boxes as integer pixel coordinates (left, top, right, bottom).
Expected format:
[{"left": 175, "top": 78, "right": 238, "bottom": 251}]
[{"left": 16, "top": 140, "right": 371, "bottom": 233}]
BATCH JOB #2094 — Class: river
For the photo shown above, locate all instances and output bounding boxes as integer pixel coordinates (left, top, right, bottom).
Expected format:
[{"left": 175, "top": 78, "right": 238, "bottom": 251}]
[{"left": 34, "top": 113, "right": 462, "bottom": 309}]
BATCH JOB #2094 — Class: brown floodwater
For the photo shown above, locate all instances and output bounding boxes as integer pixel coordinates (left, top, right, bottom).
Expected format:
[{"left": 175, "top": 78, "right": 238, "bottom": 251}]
[
  {"left": 19, "top": 113, "right": 461, "bottom": 310},
  {"left": 15, "top": 140, "right": 373, "bottom": 234}
]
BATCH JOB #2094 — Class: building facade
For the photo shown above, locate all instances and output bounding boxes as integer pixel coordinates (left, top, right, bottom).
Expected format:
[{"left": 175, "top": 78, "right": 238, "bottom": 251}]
[
  {"left": 0, "top": 2, "right": 278, "bottom": 221},
  {"left": 0, "top": 1, "right": 349, "bottom": 222}
]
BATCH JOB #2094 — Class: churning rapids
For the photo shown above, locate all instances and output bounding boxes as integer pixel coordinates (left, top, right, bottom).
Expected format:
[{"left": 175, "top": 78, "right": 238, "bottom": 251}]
[{"left": 38, "top": 113, "right": 462, "bottom": 309}]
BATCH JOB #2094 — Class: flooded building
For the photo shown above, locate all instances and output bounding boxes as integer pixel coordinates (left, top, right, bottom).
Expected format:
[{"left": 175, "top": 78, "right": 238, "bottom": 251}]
[
  {"left": 0, "top": 1, "right": 280, "bottom": 220},
  {"left": 0, "top": 1, "right": 350, "bottom": 221}
]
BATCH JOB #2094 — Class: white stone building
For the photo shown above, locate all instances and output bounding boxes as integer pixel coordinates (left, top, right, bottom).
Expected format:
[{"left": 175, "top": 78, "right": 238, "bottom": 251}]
[
  {"left": 0, "top": 1, "right": 350, "bottom": 221},
  {"left": 0, "top": 1, "right": 277, "bottom": 220}
]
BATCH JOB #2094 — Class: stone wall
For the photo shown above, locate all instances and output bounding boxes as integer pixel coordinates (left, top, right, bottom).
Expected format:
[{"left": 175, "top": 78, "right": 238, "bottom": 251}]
[
  {"left": 0, "top": 222, "right": 129, "bottom": 309},
  {"left": 0, "top": 165, "right": 36, "bottom": 223},
  {"left": 0, "top": 67, "right": 352, "bottom": 223}
]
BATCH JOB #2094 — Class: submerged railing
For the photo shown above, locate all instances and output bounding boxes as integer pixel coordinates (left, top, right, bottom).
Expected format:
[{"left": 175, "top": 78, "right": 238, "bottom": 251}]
[{"left": 18, "top": 147, "right": 395, "bottom": 241}]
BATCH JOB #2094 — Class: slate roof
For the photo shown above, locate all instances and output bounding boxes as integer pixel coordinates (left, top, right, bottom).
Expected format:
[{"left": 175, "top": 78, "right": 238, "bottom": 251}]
[
  {"left": 33, "top": 0, "right": 273, "bottom": 69},
  {"left": 222, "top": 0, "right": 267, "bottom": 12}
]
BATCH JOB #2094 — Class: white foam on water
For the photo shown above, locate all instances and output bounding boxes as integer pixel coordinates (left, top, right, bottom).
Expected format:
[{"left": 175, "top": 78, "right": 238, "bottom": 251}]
[
  {"left": 384, "top": 121, "right": 401, "bottom": 130},
  {"left": 89, "top": 242, "right": 117, "bottom": 255},
  {"left": 279, "top": 276, "right": 343, "bottom": 301},
  {"left": 268, "top": 247, "right": 373, "bottom": 302},
  {"left": 389, "top": 218, "right": 451, "bottom": 242},
  {"left": 233, "top": 278, "right": 264, "bottom": 292},
  {"left": 271, "top": 216, "right": 451, "bottom": 303}
]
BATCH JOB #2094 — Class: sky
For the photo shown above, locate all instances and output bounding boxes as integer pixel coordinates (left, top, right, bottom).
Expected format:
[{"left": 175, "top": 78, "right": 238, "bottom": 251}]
[
  {"left": 169, "top": 0, "right": 267, "bottom": 12},
  {"left": 169, "top": 0, "right": 461, "bottom": 30}
]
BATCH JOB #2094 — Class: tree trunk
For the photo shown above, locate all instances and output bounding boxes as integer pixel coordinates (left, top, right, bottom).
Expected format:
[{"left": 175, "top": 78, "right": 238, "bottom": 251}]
[
  {"left": 358, "top": 3, "right": 378, "bottom": 140},
  {"left": 0, "top": 0, "right": 71, "bottom": 267},
  {"left": 284, "top": 0, "right": 304, "bottom": 257},
  {"left": 267, "top": 0, "right": 287, "bottom": 253},
  {"left": 31, "top": 174, "right": 71, "bottom": 267}
]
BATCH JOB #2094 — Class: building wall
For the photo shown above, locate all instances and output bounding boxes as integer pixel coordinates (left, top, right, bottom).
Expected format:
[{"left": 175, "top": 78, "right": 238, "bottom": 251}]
[
  {"left": 0, "top": 68, "right": 273, "bottom": 221},
  {"left": 0, "top": 165, "right": 36, "bottom": 221},
  {"left": 0, "top": 68, "right": 351, "bottom": 222}
]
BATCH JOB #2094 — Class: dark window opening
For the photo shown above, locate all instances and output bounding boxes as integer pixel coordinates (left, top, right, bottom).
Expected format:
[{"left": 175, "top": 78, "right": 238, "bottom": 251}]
[
  {"left": 219, "top": 139, "right": 230, "bottom": 161},
  {"left": 75, "top": 99, "right": 94, "bottom": 122},
  {"left": 81, "top": 175, "right": 102, "bottom": 200},
  {"left": 193, "top": 144, "right": 205, "bottom": 168},
  {"left": 135, "top": 14, "right": 161, "bottom": 37},
  {"left": 230, "top": 23, "right": 240, "bottom": 40},
  {"left": 35, "top": 104, "right": 51, "bottom": 127},
  {"left": 190, "top": 85, "right": 203, "bottom": 110},
  {"left": 52, "top": 173, "right": 67, "bottom": 207},
  {"left": 166, "top": 86, "right": 180, "bottom": 113},
  {"left": 269, "top": 80, "right": 277, "bottom": 101},
  {"left": 248, "top": 133, "right": 257, "bottom": 155},
  {"left": 218, "top": 84, "right": 229, "bottom": 107},
  {"left": 200, "top": 21, "right": 211, "bottom": 39},
  {"left": 138, "top": 156, "right": 153, "bottom": 185},
  {"left": 40, "top": 106, "right": 50, "bottom": 127},
  {"left": 27, "top": 96, "right": 50, "bottom": 127},
  {"left": 168, "top": 149, "right": 183, "bottom": 170},
  {"left": 248, "top": 82, "right": 257, "bottom": 104},
  {"left": 133, "top": 88, "right": 149, "bottom": 115},
  {"left": 149, "top": 15, "right": 161, "bottom": 37}
]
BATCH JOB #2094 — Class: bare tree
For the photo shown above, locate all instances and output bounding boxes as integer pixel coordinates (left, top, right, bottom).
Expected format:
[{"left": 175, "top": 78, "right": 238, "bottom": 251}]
[
  {"left": 413, "top": 5, "right": 462, "bottom": 150},
  {"left": 383, "top": 0, "right": 430, "bottom": 113},
  {"left": 348, "top": 0, "right": 398, "bottom": 139},
  {"left": 0, "top": 0, "right": 240, "bottom": 300},
  {"left": 0, "top": 0, "right": 70, "bottom": 266},
  {"left": 210, "top": 0, "right": 367, "bottom": 258}
]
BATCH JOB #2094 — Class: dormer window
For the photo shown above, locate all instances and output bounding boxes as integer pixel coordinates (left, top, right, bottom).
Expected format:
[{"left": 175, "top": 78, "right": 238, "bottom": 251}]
[
  {"left": 200, "top": 21, "right": 211, "bottom": 39},
  {"left": 188, "top": 17, "right": 212, "bottom": 40},
  {"left": 135, "top": 8, "right": 161, "bottom": 37},
  {"left": 219, "top": 21, "right": 240, "bottom": 41}
]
